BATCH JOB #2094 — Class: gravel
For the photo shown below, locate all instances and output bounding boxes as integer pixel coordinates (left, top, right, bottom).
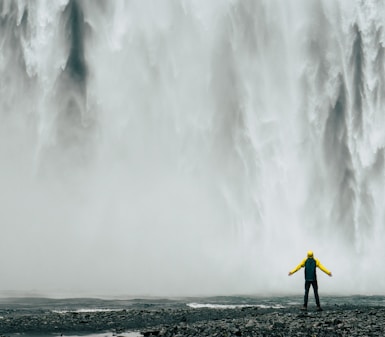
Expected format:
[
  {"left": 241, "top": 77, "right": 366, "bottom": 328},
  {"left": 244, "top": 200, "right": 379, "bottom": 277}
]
[{"left": 0, "top": 304, "right": 384, "bottom": 336}]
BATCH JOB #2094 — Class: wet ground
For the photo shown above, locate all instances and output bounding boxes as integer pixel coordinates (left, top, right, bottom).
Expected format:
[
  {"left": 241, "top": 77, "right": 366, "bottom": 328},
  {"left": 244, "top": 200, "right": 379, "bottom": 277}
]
[{"left": 0, "top": 296, "right": 384, "bottom": 336}]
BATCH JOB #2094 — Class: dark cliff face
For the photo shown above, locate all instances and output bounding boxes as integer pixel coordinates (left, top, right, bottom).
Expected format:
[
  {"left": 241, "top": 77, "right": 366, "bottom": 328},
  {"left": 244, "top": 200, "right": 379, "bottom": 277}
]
[
  {"left": 55, "top": 0, "right": 96, "bottom": 163},
  {"left": 62, "top": 0, "right": 87, "bottom": 90}
]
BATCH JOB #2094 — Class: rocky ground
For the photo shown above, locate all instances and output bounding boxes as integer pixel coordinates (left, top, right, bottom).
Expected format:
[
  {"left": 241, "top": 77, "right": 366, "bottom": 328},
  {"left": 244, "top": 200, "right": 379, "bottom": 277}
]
[{"left": 0, "top": 304, "right": 384, "bottom": 336}]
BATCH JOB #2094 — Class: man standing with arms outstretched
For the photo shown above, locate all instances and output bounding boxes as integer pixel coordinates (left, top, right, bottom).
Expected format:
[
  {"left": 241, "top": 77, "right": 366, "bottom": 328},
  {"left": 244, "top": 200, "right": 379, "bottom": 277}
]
[{"left": 288, "top": 250, "right": 332, "bottom": 311}]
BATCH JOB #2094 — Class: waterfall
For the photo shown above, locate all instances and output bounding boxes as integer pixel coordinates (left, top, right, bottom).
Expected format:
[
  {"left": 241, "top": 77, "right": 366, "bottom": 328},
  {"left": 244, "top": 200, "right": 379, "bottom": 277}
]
[{"left": 1, "top": 0, "right": 385, "bottom": 297}]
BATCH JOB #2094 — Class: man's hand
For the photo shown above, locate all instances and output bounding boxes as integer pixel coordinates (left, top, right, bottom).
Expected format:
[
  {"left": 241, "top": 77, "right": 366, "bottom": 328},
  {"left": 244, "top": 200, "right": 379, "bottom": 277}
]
[
  {"left": 288, "top": 272, "right": 292, "bottom": 276},
  {"left": 329, "top": 272, "right": 333, "bottom": 277}
]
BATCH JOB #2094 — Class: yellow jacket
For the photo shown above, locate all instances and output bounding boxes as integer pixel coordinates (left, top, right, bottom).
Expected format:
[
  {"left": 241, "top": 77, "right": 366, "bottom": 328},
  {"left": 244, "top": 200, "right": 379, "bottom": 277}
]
[{"left": 290, "top": 257, "right": 331, "bottom": 276}]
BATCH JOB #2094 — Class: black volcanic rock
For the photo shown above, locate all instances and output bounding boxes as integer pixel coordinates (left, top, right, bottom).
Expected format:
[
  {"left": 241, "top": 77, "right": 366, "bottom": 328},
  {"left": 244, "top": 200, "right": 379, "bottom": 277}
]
[{"left": 0, "top": 305, "right": 384, "bottom": 336}]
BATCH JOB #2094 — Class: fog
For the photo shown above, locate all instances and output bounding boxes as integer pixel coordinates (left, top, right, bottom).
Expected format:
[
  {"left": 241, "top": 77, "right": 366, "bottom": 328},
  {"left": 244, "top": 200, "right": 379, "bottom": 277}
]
[{"left": 1, "top": 0, "right": 385, "bottom": 297}]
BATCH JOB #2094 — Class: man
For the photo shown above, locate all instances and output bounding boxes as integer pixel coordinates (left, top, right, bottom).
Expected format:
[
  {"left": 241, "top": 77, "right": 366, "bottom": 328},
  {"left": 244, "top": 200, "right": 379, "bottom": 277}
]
[{"left": 288, "top": 250, "right": 332, "bottom": 311}]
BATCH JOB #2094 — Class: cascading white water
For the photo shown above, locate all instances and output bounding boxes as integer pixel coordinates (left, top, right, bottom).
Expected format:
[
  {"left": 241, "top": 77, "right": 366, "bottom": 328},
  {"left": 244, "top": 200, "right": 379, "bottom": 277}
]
[{"left": 1, "top": 0, "right": 385, "bottom": 297}]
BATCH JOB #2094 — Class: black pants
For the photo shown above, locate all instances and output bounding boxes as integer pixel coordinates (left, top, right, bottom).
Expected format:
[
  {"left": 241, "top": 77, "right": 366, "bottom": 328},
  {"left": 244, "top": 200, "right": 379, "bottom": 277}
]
[{"left": 304, "top": 280, "right": 320, "bottom": 307}]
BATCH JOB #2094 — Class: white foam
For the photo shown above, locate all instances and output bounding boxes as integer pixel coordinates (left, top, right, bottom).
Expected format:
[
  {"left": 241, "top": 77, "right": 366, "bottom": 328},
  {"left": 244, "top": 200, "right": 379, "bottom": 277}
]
[
  {"left": 187, "top": 303, "right": 285, "bottom": 309},
  {"left": 52, "top": 308, "right": 122, "bottom": 314},
  {"left": 256, "top": 304, "right": 285, "bottom": 309},
  {"left": 56, "top": 333, "right": 142, "bottom": 337}
]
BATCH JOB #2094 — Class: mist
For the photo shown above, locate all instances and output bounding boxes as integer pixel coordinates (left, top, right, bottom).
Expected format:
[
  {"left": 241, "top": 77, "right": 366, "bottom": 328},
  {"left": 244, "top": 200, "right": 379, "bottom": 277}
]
[{"left": 1, "top": 0, "right": 385, "bottom": 297}]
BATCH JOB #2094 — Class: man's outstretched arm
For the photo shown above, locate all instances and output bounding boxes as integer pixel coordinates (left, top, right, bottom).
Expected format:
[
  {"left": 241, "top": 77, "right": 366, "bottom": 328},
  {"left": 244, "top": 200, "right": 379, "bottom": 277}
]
[
  {"left": 316, "top": 259, "right": 333, "bottom": 276},
  {"left": 288, "top": 258, "right": 306, "bottom": 276}
]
